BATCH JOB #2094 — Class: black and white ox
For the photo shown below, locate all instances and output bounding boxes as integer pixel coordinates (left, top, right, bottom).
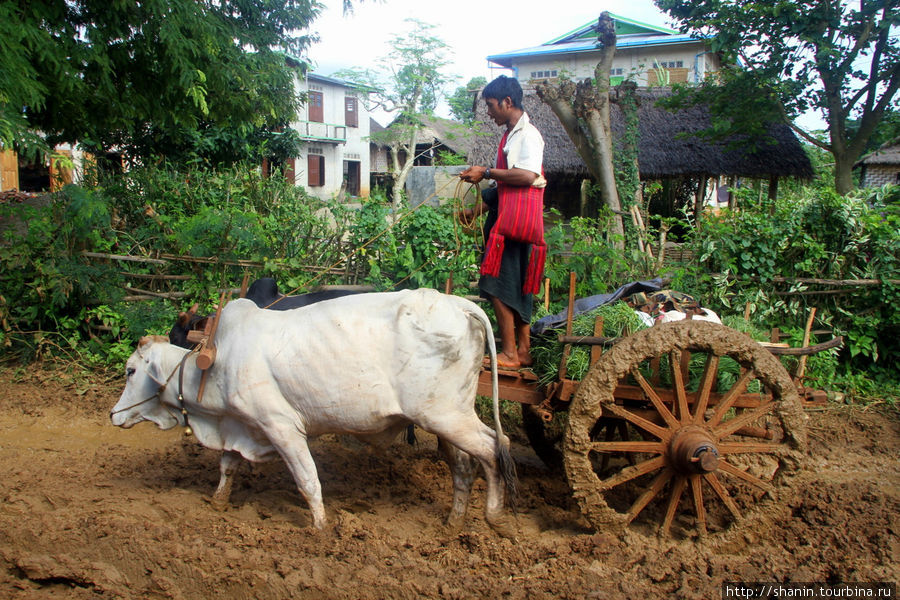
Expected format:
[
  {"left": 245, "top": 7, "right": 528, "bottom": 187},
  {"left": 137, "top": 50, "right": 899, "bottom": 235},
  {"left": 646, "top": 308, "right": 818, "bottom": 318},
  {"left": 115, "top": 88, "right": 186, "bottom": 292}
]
[{"left": 110, "top": 289, "right": 516, "bottom": 535}]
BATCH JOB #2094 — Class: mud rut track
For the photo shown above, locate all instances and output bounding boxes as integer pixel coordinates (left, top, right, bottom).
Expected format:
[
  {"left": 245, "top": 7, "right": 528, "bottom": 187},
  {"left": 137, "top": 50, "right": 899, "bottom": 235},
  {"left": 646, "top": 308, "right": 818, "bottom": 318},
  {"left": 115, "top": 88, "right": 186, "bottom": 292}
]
[{"left": 0, "top": 366, "right": 897, "bottom": 599}]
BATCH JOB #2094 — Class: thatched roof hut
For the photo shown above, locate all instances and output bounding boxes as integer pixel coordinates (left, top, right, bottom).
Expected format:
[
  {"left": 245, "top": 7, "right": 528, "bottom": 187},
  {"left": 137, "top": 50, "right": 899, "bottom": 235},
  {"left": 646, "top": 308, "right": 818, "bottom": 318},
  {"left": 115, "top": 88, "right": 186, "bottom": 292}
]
[
  {"left": 468, "top": 86, "right": 813, "bottom": 182},
  {"left": 856, "top": 142, "right": 900, "bottom": 188}
]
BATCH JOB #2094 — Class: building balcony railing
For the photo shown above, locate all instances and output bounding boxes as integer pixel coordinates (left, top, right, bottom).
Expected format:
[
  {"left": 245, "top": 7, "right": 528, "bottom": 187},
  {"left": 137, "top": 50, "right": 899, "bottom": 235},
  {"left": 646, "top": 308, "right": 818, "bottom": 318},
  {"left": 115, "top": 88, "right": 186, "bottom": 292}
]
[{"left": 296, "top": 120, "right": 347, "bottom": 144}]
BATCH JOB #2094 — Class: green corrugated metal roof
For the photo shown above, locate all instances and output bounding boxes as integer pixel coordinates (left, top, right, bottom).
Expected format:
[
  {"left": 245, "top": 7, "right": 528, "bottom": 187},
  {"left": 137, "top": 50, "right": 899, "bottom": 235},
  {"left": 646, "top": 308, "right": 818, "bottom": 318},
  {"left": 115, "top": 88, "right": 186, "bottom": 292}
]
[{"left": 545, "top": 12, "right": 678, "bottom": 44}]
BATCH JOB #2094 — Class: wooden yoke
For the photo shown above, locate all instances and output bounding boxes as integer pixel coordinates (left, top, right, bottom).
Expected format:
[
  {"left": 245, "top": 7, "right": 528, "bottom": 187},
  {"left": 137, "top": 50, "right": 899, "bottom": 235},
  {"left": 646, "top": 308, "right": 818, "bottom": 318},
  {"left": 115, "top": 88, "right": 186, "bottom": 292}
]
[
  {"left": 195, "top": 291, "right": 226, "bottom": 370},
  {"left": 180, "top": 291, "right": 227, "bottom": 404}
]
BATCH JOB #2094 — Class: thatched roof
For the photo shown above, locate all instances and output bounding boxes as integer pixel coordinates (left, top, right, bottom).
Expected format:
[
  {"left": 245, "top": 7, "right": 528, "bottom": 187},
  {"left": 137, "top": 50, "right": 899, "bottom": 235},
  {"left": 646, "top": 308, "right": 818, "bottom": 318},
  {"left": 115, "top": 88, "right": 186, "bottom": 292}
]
[
  {"left": 417, "top": 115, "right": 475, "bottom": 156},
  {"left": 372, "top": 115, "right": 475, "bottom": 157},
  {"left": 468, "top": 86, "right": 814, "bottom": 181},
  {"left": 857, "top": 143, "right": 900, "bottom": 166}
]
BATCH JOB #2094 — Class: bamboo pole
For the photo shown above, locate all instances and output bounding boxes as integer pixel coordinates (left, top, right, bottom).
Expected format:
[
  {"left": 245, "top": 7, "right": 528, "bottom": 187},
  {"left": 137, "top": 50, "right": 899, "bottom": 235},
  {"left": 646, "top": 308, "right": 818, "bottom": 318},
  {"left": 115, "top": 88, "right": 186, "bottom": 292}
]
[
  {"left": 796, "top": 308, "right": 817, "bottom": 380},
  {"left": 715, "top": 274, "right": 900, "bottom": 286}
]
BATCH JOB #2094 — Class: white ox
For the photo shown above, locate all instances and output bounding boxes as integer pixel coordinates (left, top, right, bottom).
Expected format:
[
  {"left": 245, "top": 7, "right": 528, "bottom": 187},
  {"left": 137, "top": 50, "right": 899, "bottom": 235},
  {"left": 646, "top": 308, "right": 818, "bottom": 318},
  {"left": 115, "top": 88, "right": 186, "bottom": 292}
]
[{"left": 109, "top": 289, "right": 516, "bottom": 535}]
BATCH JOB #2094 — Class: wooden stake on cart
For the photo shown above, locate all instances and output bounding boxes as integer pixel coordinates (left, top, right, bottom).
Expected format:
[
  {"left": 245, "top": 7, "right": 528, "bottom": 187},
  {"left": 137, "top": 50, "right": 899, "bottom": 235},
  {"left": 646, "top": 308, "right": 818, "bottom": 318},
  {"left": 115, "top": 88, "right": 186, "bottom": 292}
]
[
  {"left": 558, "top": 272, "right": 577, "bottom": 380},
  {"left": 796, "top": 307, "right": 817, "bottom": 381}
]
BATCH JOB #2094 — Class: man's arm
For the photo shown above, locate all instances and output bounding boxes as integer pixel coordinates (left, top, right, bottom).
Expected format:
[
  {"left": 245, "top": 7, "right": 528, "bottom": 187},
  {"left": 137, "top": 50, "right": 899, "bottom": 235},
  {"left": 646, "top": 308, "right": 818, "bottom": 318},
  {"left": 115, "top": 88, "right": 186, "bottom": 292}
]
[{"left": 459, "top": 165, "right": 538, "bottom": 186}]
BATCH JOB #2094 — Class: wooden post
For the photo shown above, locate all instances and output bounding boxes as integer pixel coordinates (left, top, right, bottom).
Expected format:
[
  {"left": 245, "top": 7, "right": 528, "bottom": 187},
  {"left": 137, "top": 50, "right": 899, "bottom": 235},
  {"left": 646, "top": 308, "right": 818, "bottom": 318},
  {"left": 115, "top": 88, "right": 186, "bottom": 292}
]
[
  {"left": 694, "top": 176, "right": 708, "bottom": 224},
  {"left": 558, "top": 272, "right": 577, "bottom": 380},
  {"left": 796, "top": 307, "right": 817, "bottom": 380},
  {"left": 590, "top": 316, "right": 605, "bottom": 365},
  {"left": 543, "top": 277, "right": 551, "bottom": 312}
]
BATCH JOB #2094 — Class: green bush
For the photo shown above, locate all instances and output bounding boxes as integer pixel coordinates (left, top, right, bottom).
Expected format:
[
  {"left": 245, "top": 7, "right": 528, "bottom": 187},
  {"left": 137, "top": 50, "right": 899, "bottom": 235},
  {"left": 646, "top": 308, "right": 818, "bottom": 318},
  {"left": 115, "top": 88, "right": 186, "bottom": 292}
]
[{"left": 1, "top": 164, "right": 897, "bottom": 404}]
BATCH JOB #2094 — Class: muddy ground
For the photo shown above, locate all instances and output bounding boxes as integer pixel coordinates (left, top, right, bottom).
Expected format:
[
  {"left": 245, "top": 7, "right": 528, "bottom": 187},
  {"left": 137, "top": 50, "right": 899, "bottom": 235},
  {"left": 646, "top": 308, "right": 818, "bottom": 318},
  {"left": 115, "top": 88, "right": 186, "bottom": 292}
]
[{"left": 0, "top": 366, "right": 897, "bottom": 599}]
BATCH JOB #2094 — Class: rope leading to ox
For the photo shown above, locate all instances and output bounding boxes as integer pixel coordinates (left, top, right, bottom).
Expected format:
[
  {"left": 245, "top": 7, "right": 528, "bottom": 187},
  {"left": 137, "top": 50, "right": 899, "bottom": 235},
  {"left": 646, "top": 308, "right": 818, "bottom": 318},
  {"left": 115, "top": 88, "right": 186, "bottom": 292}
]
[{"left": 110, "top": 349, "right": 197, "bottom": 437}]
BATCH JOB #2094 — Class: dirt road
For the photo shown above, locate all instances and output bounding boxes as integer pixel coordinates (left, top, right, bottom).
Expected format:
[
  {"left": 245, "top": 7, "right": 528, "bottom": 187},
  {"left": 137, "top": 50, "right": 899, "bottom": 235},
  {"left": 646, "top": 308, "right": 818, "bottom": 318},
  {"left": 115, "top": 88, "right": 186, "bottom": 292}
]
[{"left": 0, "top": 367, "right": 897, "bottom": 599}]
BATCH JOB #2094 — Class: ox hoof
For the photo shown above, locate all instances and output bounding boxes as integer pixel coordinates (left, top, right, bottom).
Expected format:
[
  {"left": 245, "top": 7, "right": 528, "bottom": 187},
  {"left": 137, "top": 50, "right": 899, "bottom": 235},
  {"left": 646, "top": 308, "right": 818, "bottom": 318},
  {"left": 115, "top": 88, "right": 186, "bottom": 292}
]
[
  {"left": 445, "top": 513, "right": 466, "bottom": 532},
  {"left": 205, "top": 495, "right": 230, "bottom": 512},
  {"left": 487, "top": 516, "right": 518, "bottom": 540}
]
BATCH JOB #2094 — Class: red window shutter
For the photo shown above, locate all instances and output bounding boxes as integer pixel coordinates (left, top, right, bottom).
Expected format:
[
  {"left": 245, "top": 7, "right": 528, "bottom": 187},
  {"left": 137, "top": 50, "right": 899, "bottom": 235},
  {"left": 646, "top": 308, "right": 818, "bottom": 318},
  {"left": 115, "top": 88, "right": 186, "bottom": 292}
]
[
  {"left": 307, "top": 155, "right": 320, "bottom": 186},
  {"left": 344, "top": 97, "right": 358, "bottom": 127},
  {"left": 309, "top": 91, "right": 324, "bottom": 123},
  {"left": 307, "top": 155, "right": 325, "bottom": 186}
]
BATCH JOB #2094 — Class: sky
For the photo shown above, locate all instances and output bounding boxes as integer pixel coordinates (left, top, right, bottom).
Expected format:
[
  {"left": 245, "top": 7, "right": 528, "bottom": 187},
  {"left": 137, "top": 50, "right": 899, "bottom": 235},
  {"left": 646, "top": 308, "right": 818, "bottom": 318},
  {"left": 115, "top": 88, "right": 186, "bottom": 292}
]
[
  {"left": 303, "top": 0, "right": 827, "bottom": 131},
  {"left": 303, "top": 0, "right": 674, "bottom": 121}
]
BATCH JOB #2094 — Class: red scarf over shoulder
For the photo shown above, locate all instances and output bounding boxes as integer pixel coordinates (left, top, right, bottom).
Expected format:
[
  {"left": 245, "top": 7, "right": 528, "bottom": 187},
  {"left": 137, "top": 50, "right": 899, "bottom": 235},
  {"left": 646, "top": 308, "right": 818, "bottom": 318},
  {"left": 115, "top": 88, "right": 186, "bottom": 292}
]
[{"left": 481, "top": 130, "right": 546, "bottom": 295}]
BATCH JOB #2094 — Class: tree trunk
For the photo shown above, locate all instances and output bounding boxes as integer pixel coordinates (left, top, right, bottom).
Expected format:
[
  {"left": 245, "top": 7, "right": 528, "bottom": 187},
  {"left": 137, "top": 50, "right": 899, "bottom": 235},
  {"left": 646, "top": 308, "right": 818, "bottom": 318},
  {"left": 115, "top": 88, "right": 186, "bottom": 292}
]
[
  {"left": 388, "top": 125, "right": 420, "bottom": 221},
  {"left": 694, "top": 176, "right": 708, "bottom": 224},
  {"left": 833, "top": 153, "right": 856, "bottom": 196},
  {"left": 535, "top": 12, "right": 624, "bottom": 246}
]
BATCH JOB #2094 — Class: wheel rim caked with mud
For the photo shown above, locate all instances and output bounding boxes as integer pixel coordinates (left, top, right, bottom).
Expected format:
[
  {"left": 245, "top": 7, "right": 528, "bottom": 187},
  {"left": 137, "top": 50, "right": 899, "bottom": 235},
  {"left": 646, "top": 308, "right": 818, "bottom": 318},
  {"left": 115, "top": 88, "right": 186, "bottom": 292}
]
[{"left": 563, "top": 320, "right": 807, "bottom": 539}]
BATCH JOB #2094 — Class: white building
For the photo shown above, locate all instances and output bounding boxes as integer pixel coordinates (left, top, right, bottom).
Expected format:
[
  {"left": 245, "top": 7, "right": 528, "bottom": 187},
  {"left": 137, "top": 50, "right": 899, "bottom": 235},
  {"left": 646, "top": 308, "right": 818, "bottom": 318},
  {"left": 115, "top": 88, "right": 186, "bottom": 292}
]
[
  {"left": 290, "top": 73, "right": 372, "bottom": 199},
  {"left": 487, "top": 13, "right": 722, "bottom": 87}
]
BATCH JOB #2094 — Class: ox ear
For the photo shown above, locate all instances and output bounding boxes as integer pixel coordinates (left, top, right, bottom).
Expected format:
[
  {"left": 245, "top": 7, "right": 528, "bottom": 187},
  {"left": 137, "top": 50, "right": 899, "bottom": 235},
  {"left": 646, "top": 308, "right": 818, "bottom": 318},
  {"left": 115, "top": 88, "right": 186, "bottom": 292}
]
[
  {"left": 189, "top": 303, "right": 199, "bottom": 315},
  {"left": 138, "top": 335, "right": 169, "bottom": 348}
]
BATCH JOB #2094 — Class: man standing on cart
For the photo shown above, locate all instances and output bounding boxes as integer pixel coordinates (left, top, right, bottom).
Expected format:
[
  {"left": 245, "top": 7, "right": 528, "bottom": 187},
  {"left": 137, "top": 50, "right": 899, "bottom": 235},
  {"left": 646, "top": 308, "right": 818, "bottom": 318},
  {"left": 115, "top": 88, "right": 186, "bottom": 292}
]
[{"left": 458, "top": 76, "right": 546, "bottom": 370}]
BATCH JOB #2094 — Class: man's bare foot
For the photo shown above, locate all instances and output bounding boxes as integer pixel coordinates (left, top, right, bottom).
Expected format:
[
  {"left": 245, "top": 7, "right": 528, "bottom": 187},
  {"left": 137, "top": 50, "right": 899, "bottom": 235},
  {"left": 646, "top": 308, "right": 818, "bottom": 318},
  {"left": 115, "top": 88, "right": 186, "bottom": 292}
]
[
  {"left": 497, "top": 351, "right": 521, "bottom": 369},
  {"left": 518, "top": 350, "right": 534, "bottom": 367}
]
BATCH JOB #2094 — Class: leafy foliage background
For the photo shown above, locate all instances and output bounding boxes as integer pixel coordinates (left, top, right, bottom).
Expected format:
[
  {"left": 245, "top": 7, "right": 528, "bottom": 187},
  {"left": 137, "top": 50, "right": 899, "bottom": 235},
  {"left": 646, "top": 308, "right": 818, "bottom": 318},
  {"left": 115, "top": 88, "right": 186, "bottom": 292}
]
[{"left": 0, "top": 165, "right": 897, "bottom": 402}]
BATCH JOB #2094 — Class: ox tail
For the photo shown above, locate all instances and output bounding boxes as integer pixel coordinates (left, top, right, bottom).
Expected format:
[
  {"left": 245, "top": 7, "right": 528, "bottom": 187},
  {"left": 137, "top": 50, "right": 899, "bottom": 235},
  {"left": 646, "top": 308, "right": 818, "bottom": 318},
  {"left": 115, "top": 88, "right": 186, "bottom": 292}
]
[{"left": 464, "top": 301, "right": 518, "bottom": 512}]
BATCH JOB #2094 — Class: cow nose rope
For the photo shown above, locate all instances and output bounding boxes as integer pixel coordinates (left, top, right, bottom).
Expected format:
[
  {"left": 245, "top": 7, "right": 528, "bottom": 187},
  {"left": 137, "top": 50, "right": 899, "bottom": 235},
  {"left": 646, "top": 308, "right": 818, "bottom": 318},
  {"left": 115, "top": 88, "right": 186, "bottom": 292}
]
[{"left": 110, "top": 350, "right": 192, "bottom": 418}]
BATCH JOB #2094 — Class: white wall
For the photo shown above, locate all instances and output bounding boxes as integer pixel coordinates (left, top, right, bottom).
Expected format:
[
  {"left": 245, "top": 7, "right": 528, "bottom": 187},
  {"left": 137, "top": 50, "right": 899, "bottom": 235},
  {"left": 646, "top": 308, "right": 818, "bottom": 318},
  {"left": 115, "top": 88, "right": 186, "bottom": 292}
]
[
  {"left": 292, "top": 75, "right": 372, "bottom": 200},
  {"left": 513, "top": 39, "right": 718, "bottom": 86}
]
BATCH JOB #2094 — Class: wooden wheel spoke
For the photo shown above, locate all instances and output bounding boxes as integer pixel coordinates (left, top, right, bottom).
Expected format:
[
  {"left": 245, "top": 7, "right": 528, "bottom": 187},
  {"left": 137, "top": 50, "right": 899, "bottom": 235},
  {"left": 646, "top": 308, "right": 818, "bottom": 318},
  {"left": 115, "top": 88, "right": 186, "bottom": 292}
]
[
  {"left": 692, "top": 354, "right": 720, "bottom": 424},
  {"left": 690, "top": 475, "right": 707, "bottom": 536},
  {"left": 630, "top": 367, "right": 680, "bottom": 429},
  {"left": 591, "top": 440, "right": 664, "bottom": 453},
  {"left": 707, "top": 368, "right": 755, "bottom": 427},
  {"left": 713, "top": 401, "right": 777, "bottom": 439},
  {"left": 717, "top": 459, "right": 775, "bottom": 493},
  {"left": 626, "top": 468, "right": 673, "bottom": 523},
  {"left": 563, "top": 320, "right": 805, "bottom": 539},
  {"left": 669, "top": 350, "right": 690, "bottom": 422},
  {"left": 599, "top": 455, "right": 666, "bottom": 490},
  {"left": 703, "top": 472, "right": 742, "bottom": 521},
  {"left": 718, "top": 441, "right": 790, "bottom": 456},
  {"left": 661, "top": 476, "right": 687, "bottom": 536},
  {"left": 600, "top": 402, "right": 669, "bottom": 440}
]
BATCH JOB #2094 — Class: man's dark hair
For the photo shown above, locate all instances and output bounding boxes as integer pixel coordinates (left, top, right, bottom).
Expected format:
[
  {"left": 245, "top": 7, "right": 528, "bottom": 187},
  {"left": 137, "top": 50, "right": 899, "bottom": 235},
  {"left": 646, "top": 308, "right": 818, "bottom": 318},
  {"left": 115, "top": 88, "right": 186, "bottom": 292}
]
[{"left": 482, "top": 75, "right": 523, "bottom": 109}]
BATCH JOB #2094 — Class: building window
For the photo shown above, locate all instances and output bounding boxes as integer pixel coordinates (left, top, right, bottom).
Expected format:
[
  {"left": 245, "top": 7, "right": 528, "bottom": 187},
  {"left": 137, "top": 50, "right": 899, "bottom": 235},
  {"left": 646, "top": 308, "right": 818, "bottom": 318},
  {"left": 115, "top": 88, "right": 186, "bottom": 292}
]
[
  {"left": 309, "top": 91, "right": 323, "bottom": 123},
  {"left": 653, "top": 61, "right": 684, "bottom": 69},
  {"left": 307, "top": 154, "right": 325, "bottom": 186},
  {"left": 344, "top": 97, "right": 358, "bottom": 128},
  {"left": 529, "top": 69, "right": 558, "bottom": 79}
]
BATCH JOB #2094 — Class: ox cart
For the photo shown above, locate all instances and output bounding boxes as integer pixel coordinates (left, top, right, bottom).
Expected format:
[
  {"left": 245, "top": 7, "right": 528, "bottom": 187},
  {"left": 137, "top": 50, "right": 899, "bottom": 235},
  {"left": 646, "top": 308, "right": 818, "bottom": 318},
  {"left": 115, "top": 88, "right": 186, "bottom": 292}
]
[{"left": 476, "top": 275, "right": 842, "bottom": 539}]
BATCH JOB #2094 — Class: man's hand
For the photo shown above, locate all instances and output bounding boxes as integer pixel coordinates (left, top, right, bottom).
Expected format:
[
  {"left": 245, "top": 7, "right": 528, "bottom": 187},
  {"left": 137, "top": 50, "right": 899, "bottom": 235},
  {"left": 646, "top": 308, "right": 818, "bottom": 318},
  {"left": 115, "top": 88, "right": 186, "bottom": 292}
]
[{"left": 459, "top": 166, "right": 487, "bottom": 183}]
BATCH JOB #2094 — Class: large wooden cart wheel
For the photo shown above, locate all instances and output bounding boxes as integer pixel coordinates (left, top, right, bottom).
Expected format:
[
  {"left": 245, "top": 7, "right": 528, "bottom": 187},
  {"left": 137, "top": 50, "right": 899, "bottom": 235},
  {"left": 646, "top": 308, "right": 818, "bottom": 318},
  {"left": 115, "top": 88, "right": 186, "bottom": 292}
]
[{"left": 564, "top": 320, "right": 807, "bottom": 538}]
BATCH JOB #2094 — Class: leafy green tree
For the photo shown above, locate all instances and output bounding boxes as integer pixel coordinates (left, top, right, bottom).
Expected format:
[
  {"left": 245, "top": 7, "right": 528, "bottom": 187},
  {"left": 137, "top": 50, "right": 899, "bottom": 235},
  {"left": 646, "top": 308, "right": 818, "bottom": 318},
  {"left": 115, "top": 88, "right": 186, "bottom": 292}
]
[
  {"left": 655, "top": 0, "right": 900, "bottom": 195},
  {"left": 0, "top": 0, "right": 323, "bottom": 166},
  {"left": 448, "top": 76, "right": 487, "bottom": 123},
  {"left": 337, "top": 19, "right": 454, "bottom": 215}
]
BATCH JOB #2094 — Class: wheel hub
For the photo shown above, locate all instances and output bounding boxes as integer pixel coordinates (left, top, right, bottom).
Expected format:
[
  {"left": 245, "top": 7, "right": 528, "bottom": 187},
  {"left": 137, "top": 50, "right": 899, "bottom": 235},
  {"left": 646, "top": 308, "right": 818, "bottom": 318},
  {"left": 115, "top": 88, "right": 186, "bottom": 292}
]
[{"left": 669, "top": 426, "right": 719, "bottom": 474}]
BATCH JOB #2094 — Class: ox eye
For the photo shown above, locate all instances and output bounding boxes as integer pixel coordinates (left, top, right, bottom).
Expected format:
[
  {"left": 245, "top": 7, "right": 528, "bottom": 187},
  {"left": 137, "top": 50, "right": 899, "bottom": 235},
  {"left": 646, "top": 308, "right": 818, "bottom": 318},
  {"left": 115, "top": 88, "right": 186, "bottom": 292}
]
[{"left": 126, "top": 367, "right": 136, "bottom": 378}]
